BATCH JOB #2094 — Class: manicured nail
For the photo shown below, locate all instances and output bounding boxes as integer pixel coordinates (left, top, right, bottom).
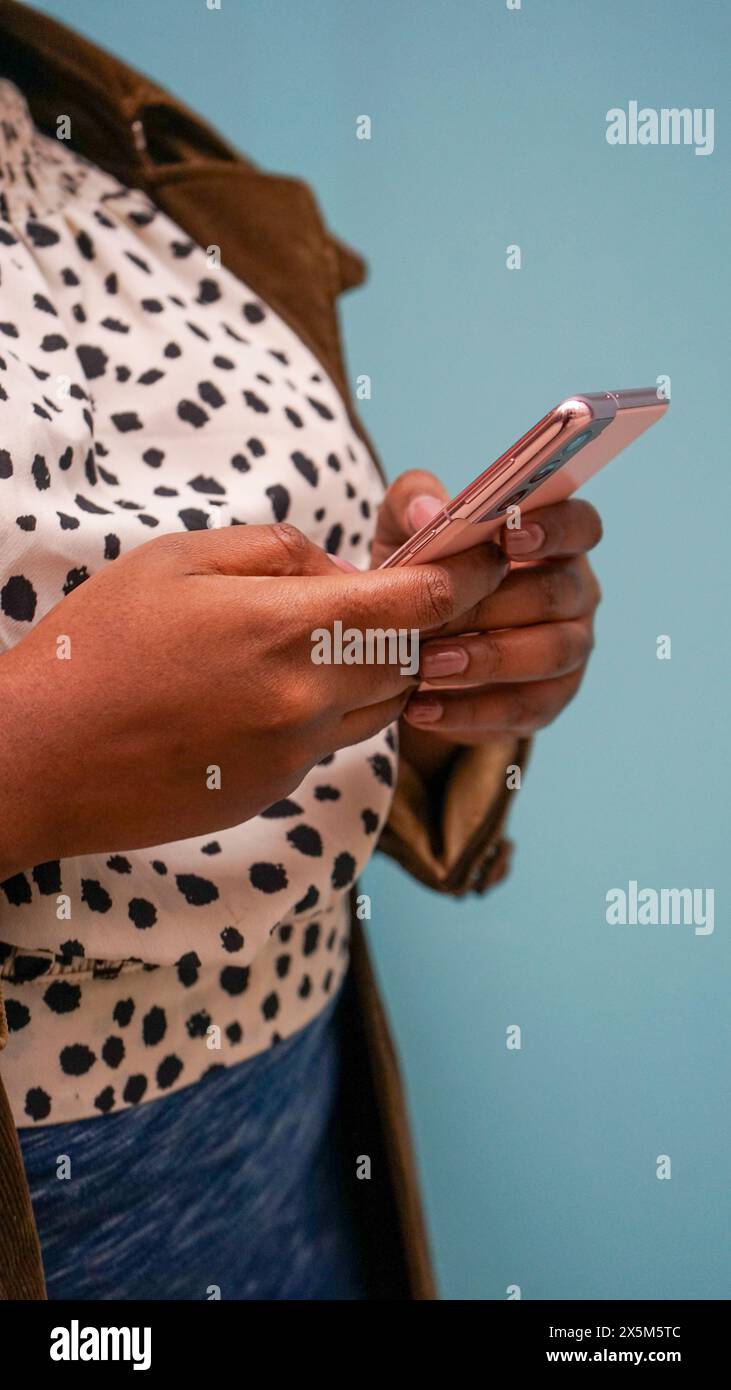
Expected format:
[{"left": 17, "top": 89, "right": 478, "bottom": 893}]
[
  {"left": 329, "top": 554, "right": 358, "bottom": 572},
  {"left": 421, "top": 646, "right": 468, "bottom": 679},
  {"left": 504, "top": 522, "right": 545, "bottom": 555},
  {"left": 407, "top": 494, "right": 443, "bottom": 532},
  {"left": 405, "top": 696, "right": 443, "bottom": 724}
]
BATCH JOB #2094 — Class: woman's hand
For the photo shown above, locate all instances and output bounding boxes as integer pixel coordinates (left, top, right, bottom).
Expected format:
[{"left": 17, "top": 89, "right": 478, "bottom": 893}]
[
  {"left": 0, "top": 521, "right": 508, "bottom": 878},
  {"left": 371, "top": 470, "right": 602, "bottom": 766}
]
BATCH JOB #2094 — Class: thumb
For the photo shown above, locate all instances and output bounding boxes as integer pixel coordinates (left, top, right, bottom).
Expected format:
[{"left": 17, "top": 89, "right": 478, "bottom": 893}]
[{"left": 371, "top": 469, "right": 450, "bottom": 567}]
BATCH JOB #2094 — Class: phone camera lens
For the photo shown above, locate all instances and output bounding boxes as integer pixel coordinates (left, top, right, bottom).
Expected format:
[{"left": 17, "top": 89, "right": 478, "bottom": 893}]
[
  {"left": 528, "top": 454, "right": 563, "bottom": 485},
  {"left": 562, "top": 428, "right": 594, "bottom": 457}
]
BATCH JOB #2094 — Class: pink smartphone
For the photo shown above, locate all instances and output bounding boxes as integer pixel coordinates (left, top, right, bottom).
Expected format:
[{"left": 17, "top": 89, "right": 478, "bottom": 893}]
[{"left": 380, "top": 388, "right": 668, "bottom": 568}]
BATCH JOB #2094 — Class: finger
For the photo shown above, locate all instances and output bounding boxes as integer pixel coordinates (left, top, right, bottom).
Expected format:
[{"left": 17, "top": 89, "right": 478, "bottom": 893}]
[
  {"left": 338, "top": 690, "right": 411, "bottom": 748},
  {"left": 175, "top": 521, "right": 346, "bottom": 578},
  {"left": 403, "top": 668, "right": 586, "bottom": 740},
  {"left": 370, "top": 469, "right": 450, "bottom": 567},
  {"left": 500, "top": 499, "right": 603, "bottom": 560},
  {"left": 432, "top": 557, "right": 602, "bottom": 636},
  {"left": 419, "top": 617, "right": 594, "bottom": 687},
  {"left": 315, "top": 542, "right": 510, "bottom": 636}
]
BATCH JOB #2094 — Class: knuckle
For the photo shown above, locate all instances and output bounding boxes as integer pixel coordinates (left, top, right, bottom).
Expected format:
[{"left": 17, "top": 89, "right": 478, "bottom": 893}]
[
  {"left": 415, "top": 566, "right": 455, "bottom": 627},
  {"left": 269, "top": 522, "right": 310, "bottom": 568},
  {"left": 537, "top": 565, "right": 563, "bottom": 618}
]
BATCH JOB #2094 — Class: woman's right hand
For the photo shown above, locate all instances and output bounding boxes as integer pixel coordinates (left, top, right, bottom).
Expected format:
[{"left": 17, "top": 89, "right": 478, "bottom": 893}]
[{"left": 0, "top": 522, "right": 509, "bottom": 877}]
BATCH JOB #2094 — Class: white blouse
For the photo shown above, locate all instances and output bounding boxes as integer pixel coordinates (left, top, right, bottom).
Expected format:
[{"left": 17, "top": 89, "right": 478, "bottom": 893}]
[{"left": 0, "top": 79, "right": 395, "bottom": 1126}]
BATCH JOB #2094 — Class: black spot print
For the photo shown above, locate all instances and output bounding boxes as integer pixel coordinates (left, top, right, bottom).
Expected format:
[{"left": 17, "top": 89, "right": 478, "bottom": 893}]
[
  {"left": 178, "top": 507, "right": 209, "bottom": 530},
  {"left": 40, "top": 333, "right": 68, "bottom": 352},
  {"left": 123, "top": 1074, "right": 147, "bottom": 1105},
  {"left": 220, "top": 966, "right": 250, "bottom": 996},
  {"left": 104, "top": 533, "right": 121, "bottom": 559},
  {"left": 314, "top": 785, "right": 340, "bottom": 801},
  {"left": 276, "top": 955, "right": 291, "bottom": 979},
  {"left": 175, "top": 874, "right": 219, "bottom": 907},
  {"left": 43, "top": 981, "right": 81, "bottom": 1014},
  {"left": 265, "top": 484, "right": 290, "bottom": 521},
  {"left": 0, "top": 449, "right": 13, "bottom": 478},
  {"left": 31, "top": 454, "right": 50, "bottom": 490},
  {"left": 198, "top": 381, "right": 225, "bottom": 409},
  {"left": 102, "top": 1036, "right": 125, "bottom": 1068},
  {"left": 261, "top": 799, "right": 303, "bottom": 819},
  {"left": 11, "top": 954, "right": 49, "bottom": 982},
  {"left": 157, "top": 1055, "right": 184, "bottom": 1089},
  {"left": 142, "top": 1007, "right": 167, "bottom": 1046},
  {"left": 295, "top": 885, "right": 319, "bottom": 914},
  {"left": 94, "top": 1087, "right": 115, "bottom": 1114},
  {"left": 287, "top": 824, "right": 323, "bottom": 857},
  {"left": 325, "top": 523, "right": 343, "bottom": 554},
  {"left": 26, "top": 221, "right": 60, "bottom": 247},
  {"left": 362, "top": 809, "right": 380, "bottom": 834},
  {"left": 58, "top": 446, "right": 73, "bottom": 470},
  {"left": 107, "top": 855, "right": 132, "bottom": 874},
  {"left": 5, "top": 999, "right": 30, "bottom": 1031},
  {"left": 57, "top": 513, "right": 78, "bottom": 530},
  {"left": 243, "top": 302, "right": 265, "bottom": 323},
  {"left": 111, "top": 412, "right": 143, "bottom": 433},
  {"left": 226, "top": 1022, "right": 243, "bottom": 1045},
  {"left": 307, "top": 395, "right": 335, "bottom": 420},
  {"left": 332, "top": 852, "right": 356, "bottom": 889},
  {"left": 231, "top": 453, "right": 249, "bottom": 473},
  {"left": 249, "top": 862, "right": 288, "bottom": 894},
  {"left": 81, "top": 879, "right": 112, "bottom": 913},
  {"left": 261, "top": 992, "right": 279, "bottom": 1021},
  {"left": 1, "top": 872, "right": 32, "bottom": 905},
  {"left": 151, "top": 860, "right": 168, "bottom": 875},
  {"left": 221, "top": 926, "right": 244, "bottom": 953},
  {"left": 303, "top": 923, "right": 320, "bottom": 956},
  {"left": 291, "top": 451, "right": 318, "bottom": 486},
  {"left": 76, "top": 230, "right": 95, "bottom": 261},
  {"left": 177, "top": 953, "right": 200, "bottom": 988},
  {"left": 369, "top": 753, "right": 394, "bottom": 787},
  {"left": 243, "top": 388, "right": 268, "bottom": 413},
  {"left": 25, "top": 1088, "right": 51, "bottom": 1121},
  {"left": 60, "top": 1043, "right": 96, "bottom": 1076},
  {"left": 248, "top": 437, "right": 266, "bottom": 457},
  {"left": 298, "top": 975, "right": 312, "bottom": 999},
  {"left": 113, "top": 999, "right": 135, "bottom": 1028},
  {"left": 196, "top": 278, "right": 220, "bottom": 304},
  {"left": 62, "top": 565, "right": 89, "bottom": 595},
  {"left": 177, "top": 399, "right": 209, "bottom": 428},
  {"left": 32, "top": 861, "right": 61, "bottom": 894},
  {"left": 128, "top": 898, "right": 157, "bottom": 930},
  {"left": 188, "top": 475, "right": 225, "bottom": 494}
]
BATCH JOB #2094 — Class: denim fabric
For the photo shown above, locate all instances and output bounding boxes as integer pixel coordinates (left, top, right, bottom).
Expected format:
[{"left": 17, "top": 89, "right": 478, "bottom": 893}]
[{"left": 18, "top": 986, "right": 367, "bottom": 1300}]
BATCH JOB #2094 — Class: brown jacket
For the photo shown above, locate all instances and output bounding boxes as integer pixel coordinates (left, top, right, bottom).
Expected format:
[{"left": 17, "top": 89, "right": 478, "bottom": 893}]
[{"left": 0, "top": 0, "right": 528, "bottom": 1301}]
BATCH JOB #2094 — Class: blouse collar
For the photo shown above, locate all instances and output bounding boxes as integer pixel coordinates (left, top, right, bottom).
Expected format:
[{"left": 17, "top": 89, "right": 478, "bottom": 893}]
[{"left": 0, "top": 78, "right": 86, "bottom": 222}]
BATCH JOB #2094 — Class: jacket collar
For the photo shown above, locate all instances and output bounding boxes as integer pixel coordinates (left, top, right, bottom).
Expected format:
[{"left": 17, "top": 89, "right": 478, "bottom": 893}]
[{"left": 0, "top": 0, "right": 239, "bottom": 184}]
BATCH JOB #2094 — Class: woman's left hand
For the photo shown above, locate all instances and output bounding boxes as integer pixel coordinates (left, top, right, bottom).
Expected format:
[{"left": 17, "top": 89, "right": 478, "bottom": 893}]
[{"left": 371, "top": 470, "right": 603, "bottom": 748}]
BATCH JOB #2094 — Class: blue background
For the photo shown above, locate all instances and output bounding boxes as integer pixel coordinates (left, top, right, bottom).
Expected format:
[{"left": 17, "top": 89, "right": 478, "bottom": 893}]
[{"left": 33, "top": 0, "right": 729, "bottom": 1299}]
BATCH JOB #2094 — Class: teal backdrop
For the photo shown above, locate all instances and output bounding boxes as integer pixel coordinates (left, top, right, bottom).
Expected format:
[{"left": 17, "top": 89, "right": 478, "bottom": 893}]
[{"left": 32, "top": 0, "right": 729, "bottom": 1299}]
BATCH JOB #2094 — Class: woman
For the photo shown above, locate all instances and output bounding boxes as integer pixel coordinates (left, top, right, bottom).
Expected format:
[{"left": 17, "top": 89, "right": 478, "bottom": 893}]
[{"left": 0, "top": 0, "right": 602, "bottom": 1301}]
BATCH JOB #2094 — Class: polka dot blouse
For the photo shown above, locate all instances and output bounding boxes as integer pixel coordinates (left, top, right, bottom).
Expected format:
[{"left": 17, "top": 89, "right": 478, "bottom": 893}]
[{"left": 0, "top": 80, "right": 396, "bottom": 1126}]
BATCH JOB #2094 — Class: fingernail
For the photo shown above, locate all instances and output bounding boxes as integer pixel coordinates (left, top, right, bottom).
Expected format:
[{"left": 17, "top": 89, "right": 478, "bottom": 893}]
[
  {"left": 421, "top": 646, "right": 468, "bottom": 679},
  {"left": 405, "top": 696, "right": 443, "bottom": 724},
  {"left": 407, "top": 495, "right": 443, "bottom": 532},
  {"left": 505, "top": 522, "right": 545, "bottom": 555},
  {"left": 329, "top": 554, "right": 358, "bottom": 572}
]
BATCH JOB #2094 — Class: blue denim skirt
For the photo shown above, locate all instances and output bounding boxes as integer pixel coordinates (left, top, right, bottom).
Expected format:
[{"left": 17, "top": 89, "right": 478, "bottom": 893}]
[{"left": 18, "top": 985, "right": 368, "bottom": 1300}]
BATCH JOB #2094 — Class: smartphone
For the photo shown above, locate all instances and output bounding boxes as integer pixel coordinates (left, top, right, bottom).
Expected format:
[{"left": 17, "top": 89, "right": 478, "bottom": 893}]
[{"left": 380, "top": 388, "right": 668, "bottom": 568}]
